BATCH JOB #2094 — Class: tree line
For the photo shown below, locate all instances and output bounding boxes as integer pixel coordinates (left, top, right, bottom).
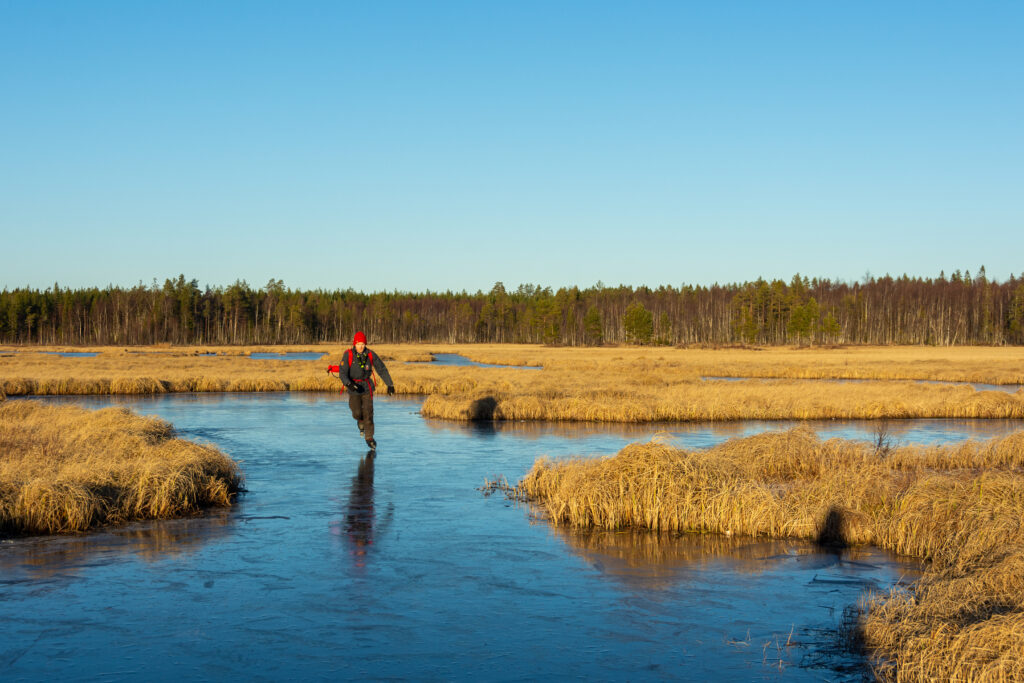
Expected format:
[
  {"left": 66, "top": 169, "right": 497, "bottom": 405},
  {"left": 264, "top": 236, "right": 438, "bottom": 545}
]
[{"left": 2, "top": 269, "right": 1023, "bottom": 346}]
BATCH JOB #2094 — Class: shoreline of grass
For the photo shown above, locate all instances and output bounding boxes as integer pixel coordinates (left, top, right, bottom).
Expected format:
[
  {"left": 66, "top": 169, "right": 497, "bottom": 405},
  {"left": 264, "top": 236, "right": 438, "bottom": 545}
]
[
  {"left": 513, "top": 429, "right": 1024, "bottom": 679},
  {"left": 0, "top": 400, "right": 243, "bottom": 537}
]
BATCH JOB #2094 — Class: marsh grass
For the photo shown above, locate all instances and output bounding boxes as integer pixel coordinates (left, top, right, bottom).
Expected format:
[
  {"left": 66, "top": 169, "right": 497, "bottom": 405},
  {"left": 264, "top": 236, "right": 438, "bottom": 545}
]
[
  {"left": 515, "top": 428, "right": 1024, "bottom": 680},
  {"left": 448, "top": 344, "right": 1024, "bottom": 385},
  {"left": 3, "top": 344, "right": 1024, "bottom": 422},
  {"left": 421, "top": 378, "right": 1024, "bottom": 422},
  {"left": 0, "top": 344, "right": 447, "bottom": 397},
  {"left": 0, "top": 400, "right": 243, "bottom": 536}
]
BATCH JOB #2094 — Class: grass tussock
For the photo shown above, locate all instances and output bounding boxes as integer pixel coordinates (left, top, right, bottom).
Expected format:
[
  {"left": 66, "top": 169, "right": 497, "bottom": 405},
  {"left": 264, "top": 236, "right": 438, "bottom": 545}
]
[
  {"left": 516, "top": 428, "right": 1024, "bottom": 680},
  {"left": 0, "top": 400, "right": 243, "bottom": 536}
]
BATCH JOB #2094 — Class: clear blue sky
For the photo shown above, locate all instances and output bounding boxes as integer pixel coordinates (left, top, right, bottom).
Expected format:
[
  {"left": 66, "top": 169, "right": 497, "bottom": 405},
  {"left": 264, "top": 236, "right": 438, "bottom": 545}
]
[{"left": 2, "top": 1, "right": 1022, "bottom": 292}]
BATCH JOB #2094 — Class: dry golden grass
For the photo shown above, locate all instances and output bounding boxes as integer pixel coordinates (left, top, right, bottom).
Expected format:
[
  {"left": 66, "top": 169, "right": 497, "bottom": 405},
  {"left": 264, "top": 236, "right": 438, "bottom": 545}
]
[
  {"left": 444, "top": 344, "right": 1024, "bottom": 385},
  {"left": 0, "top": 400, "right": 243, "bottom": 536},
  {"left": 515, "top": 429, "right": 1024, "bottom": 680},
  {"left": 2, "top": 344, "right": 1023, "bottom": 422},
  {"left": 422, "top": 378, "right": 1024, "bottom": 422},
  {"left": 3, "top": 342, "right": 1023, "bottom": 380},
  {"left": 0, "top": 343, "right": 448, "bottom": 397}
]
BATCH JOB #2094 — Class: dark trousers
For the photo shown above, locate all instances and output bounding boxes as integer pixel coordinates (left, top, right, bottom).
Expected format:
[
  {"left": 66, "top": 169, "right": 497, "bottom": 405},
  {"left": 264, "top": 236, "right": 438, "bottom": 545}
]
[{"left": 348, "top": 390, "right": 375, "bottom": 440}]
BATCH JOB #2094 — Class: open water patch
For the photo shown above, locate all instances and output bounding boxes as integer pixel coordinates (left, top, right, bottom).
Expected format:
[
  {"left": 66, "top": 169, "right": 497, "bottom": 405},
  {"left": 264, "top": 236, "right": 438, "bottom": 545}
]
[
  {"left": 248, "top": 351, "right": 327, "bottom": 361},
  {"left": 424, "top": 414, "right": 1023, "bottom": 449},
  {"left": 406, "top": 352, "right": 542, "bottom": 369},
  {"left": 702, "top": 376, "right": 1024, "bottom": 393},
  {"left": 4, "top": 393, "right": 999, "bottom": 680},
  {"left": 37, "top": 351, "right": 100, "bottom": 357}
]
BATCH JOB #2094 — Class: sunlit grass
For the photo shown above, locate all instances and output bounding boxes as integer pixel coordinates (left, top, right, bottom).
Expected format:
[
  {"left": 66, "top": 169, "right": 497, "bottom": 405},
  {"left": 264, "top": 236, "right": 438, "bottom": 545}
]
[
  {"left": 421, "top": 377, "right": 1024, "bottom": 421},
  {"left": 0, "top": 400, "right": 243, "bottom": 535},
  {"left": 2, "top": 344, "right": 1023, "bottom": 421}
]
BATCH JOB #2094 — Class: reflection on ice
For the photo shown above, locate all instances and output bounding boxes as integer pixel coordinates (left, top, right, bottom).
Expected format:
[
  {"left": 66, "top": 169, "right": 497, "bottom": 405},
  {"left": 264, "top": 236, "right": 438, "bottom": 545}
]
[
  {"left": 345, "top": 455, "right": 377, "bottom": 557},
  {"left": 0, "top": 509, "right": 235, "bottom": 580},
  {"left": 553, "top": 527, "right": 920, "bottom": 592},
  {"left": 549, "top": 527, "right": 921, "bottom": 676},
  {"left": 329, "top": 453, "right": 395, "bottom": 572}
]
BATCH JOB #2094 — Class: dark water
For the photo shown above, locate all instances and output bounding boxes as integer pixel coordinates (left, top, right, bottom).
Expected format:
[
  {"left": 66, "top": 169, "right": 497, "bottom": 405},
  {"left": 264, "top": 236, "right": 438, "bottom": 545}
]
[
  {"left": 37, "top": 351, "right": 100, "bottom": 357},
  {"left": 249, "top": 352, "right": 327, "bottom": 361},
  {"left": 407, "top": 353, "right": 542, "bottom": 369},
  {"left": 916, "top": 379, "right": 1024, "bottom": 393},
  {"left": 702, "top": 376, "right": 1024, "bottom": 393},
  {"left": 6, "top": 395, "right": 1020, "bottom": 680}
]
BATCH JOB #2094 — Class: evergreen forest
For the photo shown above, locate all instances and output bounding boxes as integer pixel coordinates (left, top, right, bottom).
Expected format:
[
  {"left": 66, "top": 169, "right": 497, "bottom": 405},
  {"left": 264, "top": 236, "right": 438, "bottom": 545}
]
[{"left": 3, "top": 269, "right": 1023, "bottom": 346}]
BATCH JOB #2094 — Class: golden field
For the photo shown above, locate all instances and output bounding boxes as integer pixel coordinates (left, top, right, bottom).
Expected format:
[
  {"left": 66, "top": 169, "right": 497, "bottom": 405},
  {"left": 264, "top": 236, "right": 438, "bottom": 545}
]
[
  {"left": 0, "top": 400, "right": 243, "bottom": 535},
  {"left": 439, "top": 343, "right": 1024, "bottom": 385},
  {"left": 1, "top": 344, "right": 1023, "bottom": 422},
  {"left": 515, "top": 428, "right": 1024, "bottom": 680}
]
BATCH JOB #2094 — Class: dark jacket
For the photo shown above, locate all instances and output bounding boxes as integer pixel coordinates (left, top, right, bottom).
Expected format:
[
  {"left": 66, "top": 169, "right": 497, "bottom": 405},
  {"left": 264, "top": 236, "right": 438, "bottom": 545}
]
[{"left": 341, "top": 347, "right": 393, "bottom": 393}]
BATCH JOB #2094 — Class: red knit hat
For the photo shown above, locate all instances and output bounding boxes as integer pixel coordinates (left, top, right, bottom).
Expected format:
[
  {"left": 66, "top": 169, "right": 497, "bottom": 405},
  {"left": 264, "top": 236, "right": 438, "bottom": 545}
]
[{"left": 353, "top": 331, "right": 367, "bottom": 344}]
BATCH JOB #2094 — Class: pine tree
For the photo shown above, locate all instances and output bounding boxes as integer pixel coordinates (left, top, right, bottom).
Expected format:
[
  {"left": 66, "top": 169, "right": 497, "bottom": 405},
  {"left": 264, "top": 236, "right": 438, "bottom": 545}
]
[
  {"left": 623, "top": 302, "right": 653, "bottom": 345},
  {"left": 583, "top": 306, "right": 604, "bottom": 345}
]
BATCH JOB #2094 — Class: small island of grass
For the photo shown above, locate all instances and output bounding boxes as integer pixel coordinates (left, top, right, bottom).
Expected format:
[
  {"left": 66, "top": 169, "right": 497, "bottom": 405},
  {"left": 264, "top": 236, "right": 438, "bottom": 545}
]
[{"left": 0, "top": 399, "right": 243, "bottom": 536}]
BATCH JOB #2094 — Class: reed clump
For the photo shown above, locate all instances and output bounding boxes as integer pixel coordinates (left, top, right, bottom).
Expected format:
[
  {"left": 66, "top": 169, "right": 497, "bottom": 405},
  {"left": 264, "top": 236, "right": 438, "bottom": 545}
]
[
  {"left": 515, "top": 428, "right": 1024, "bottom": 679},
  {"left": 0, "top": 400, "right": 243, "bottom": 536}
]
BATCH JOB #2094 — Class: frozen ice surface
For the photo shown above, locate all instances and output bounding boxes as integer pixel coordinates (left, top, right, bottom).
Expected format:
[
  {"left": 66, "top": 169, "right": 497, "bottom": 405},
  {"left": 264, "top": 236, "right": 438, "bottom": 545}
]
[{"left": 6, "top": 393, "right": 1011, "bottom": 680}]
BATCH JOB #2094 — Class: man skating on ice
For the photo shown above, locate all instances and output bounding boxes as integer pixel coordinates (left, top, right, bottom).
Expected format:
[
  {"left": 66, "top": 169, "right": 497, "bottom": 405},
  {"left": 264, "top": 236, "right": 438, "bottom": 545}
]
[{"left": 331, "top": 331, "right": 395, "bottom": 450}]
